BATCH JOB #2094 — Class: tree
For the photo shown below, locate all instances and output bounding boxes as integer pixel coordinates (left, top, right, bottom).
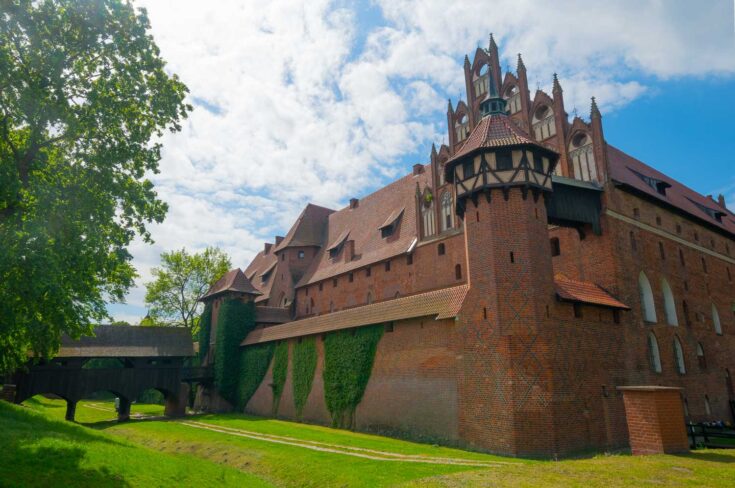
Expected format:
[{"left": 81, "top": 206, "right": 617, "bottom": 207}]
[
  {"left": 0, "top": 1, "right": 190, "bottom": 374},
  {"left": 144, "top": 247, "right": 231, "bottom": 334}
]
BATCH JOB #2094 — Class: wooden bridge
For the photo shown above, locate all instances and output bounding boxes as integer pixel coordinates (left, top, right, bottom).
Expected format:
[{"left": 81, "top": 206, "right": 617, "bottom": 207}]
[{"left": 3, "top": 325, "right": 209, "bottom": 422}]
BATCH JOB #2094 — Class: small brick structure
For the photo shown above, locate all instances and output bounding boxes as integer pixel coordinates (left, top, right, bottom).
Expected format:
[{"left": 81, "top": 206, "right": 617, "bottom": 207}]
[
  {"left": 1, "top": 384, "right": 16, "bottom": 403},
  {"left": 618, "top": 386, "right": 689, "bottom": 455}
]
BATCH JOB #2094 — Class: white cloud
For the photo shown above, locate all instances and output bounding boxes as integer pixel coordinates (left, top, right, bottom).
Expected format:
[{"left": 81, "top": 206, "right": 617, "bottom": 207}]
[{"left": 113, "top": 0, "right": 735, "bottom": 322}]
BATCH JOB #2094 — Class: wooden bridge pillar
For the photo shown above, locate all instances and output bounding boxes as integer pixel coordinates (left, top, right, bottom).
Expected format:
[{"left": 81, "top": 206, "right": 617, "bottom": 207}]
[
  {"left": 117, "top": 397, "right": 131, "bottom": 422},
  {"left": 65, "top": 400, "right": 77, "bottom": 422},
  {"left": 164, "top": 383, "right": 190, "bottom": 418}
]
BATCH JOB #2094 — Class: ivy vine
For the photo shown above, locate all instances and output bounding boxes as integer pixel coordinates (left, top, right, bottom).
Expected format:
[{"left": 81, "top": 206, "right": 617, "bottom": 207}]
[
  {"left": 323, "top": 325, "right": 383, "bottom": 429},
  {"left": 214, "top": 299, "right": 255, "bottom": 405},
  {"left": 292, "top": 336, "right": 317, "bottom": 418},
  {"left": 271, "top": 340, "right": 289, "bottom": 415},
  {"left": 198, "top": 302, "right": 212, "bottom": 363},
  {"left": 238, "top": 342, "right": 276, "bottom": 409}
]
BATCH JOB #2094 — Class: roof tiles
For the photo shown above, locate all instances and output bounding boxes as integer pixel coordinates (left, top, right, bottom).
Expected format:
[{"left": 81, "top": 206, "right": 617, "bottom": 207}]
[
  {"left": 201, "top": 268, "right": 260, "bottom": 301},
  {"left": 554, "top": 274, "right": 630, "bottom": 310}
]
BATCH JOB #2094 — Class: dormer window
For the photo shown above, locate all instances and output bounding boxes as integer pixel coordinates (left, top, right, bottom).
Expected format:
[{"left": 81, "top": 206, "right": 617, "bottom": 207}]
[
  {"left": 687, "top": 198, "right": 726, "bottom": 223},
  {"left": 628, "top": 167, "right": 671, "bottom": 197},
  {"left": 379, "top": 208, "right": 404, "bottom": 239},
  {"left": 326, "top": 230, "right": 350, "bottom": 259}
]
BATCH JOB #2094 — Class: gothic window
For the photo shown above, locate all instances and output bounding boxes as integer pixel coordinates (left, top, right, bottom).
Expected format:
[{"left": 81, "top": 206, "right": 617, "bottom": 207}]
[
  {"left": 455, "top": 114, "right": 469, "bottom": 142},
  {"left": 661, "top": 278, "right": 678, "bottom": 326},
  {"left": 648, "top": 332, "right": 662, "bottom": 373},
  {"left": 712, "top": 304, "right": 722, "bottom": 335},
  {"left": 474, "top": 65, "right": 489, "bottom": 97},
  {"left": 673, "top": 336, "right": 686, "bottom": 375},
  {"left": 638, "top": 271, "right": 657, "bottom": 323},
  {"left": 697, "top": 343, "right": 706, "bottom": 369},
  {"left": 504, "top": 85, "right": 521, "bottom": 114},
  {"left": 421, "top": 198, "right": 436, "bottom": 238},
  {"left": 532, "top": 105, "right": 556, "bottom": 140},
  {"left": 569, "top": 132, "right": 597, "bottom": 182},
  {"left": 440, "top": 192, "right": 454, "bottom": 232}
]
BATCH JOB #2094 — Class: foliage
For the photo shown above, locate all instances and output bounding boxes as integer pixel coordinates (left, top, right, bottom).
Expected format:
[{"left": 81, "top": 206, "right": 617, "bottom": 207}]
[
  {"left": 323, "top": 325, "right": 383, "bottom": 429},
  {"left": 198, "top": 302, "right": 213, "bottom": 363},
  {"left": 110, "top": 320, "right": 132, "bottom": 326},
  {"left": 214, "top": 299, "right": 255, "bottom": 405},
  {"left": 82, "top": 358, "right": 124, "bottom": 369},
  {"left": 0, "top": 0, "right": 190, "bottom": 374},
  {"left": 136, "top": 389, "right": 164, "bottom": 405},
  {"left": 271, "top": 341, "right": 288, "bottom": 415},
  {"left": 238, "top": 343, "right": 275, "bottom": 410},
  {"left": 144, "top": 247, "right": 231, "bottom": 334},
  {"left": 292, "top": 336, "right": 317, "bottom": 418}
]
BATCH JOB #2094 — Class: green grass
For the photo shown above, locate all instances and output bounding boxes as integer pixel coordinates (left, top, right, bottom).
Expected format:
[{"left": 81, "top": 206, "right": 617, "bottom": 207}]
[
  {"left": 7, "top": 397, "right": 735, "bottom": 487},
  {"left": 0, "top": 400, "right": 270, "bottom": 487}
]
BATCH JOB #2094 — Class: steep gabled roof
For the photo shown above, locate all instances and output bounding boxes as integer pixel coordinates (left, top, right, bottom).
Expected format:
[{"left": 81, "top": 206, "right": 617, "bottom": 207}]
[
  {"left": 201, "top": 268, "right": 260, "bottom": 301},
  {"left": 607, "top": 145, "right": 735, "bottom": 236},
  {"left": 554, "top": 274, "right": 630, "bottom": 310},
  {"left": 273, "top": 203, "right": 334, "bottom": 252},
  {"left": 296, "top": 167, "right": 431, "bottom": 287},
  {"left": 243, "top": 248, "right": 279, "bottom": 303},
  {"left": 243, "top": 284, "right": 469, "bottom": 345}
]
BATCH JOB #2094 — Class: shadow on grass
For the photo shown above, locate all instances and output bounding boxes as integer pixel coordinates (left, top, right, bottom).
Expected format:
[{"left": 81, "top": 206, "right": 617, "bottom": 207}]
[{"left": 674, "top": 451, "right": 735, "bottom": 464}]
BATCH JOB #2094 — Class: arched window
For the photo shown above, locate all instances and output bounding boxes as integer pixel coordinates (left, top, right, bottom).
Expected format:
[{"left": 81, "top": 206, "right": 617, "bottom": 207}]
[
  {"left": 568, "top": 132, "right": 597, "bottom": 182},
  {"left": 532, "top": 105, "right": 556, "bottom": 140},
  {"left": 504, "top": 85, "right": 521, "bottom": 114},
  {"left": 661, "top": 278, "right": 678, "bottom": 326},
  {"left": 440, "top": 192, "right": 453, "bottom": 232},
  {"left": 673, "top": 336, "right": 686, "bottom": 375},
  {"left": 421, "top": 196, "right": 436, "bottom": 238},
  {"left": 648, "top": 332, "right": 662, "bottom": 373},
  {"left": 638, "top": 272, "right": 657, "bottom": 323},
  {"left": 454, "top": 113, "right": 469, "bottom": 142},
  {"left": 474, "top": 64, "right": 490, "bottom": 97},
  {"left": 712, "top": 304, "right": 722, "bottom": 335},
  {"left": 697, "top": 343, "right": 706, "bottom": 369},
  {"left": 455, "top": 264, "right": 462, "bottom": 280}
]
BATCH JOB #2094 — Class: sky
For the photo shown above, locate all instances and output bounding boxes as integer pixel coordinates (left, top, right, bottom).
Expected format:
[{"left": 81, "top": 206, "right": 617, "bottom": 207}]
[{"left": 109, "top": 0, "right": 735, "bottom": 323}]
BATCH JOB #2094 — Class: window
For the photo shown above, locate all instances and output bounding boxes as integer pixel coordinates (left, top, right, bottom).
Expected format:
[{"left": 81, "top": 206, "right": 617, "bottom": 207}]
[
  {"left": 705, "top": 395, "right": 712, "bottom": 416},
  {"left": 701, "top": 257, "right": 708, "bottom": 273},
  {"left": 319, "top": 283, "right": 323, "bottom": 291},
  {"left": 550, "top": 237, "right": 560, "bottom": 256},
  {"left": 454, "top": 114, "right": 469, "bottom": 142},
  {"left": 673, "top": 336, "right": 686, "bottom": 374},
  {"left": 366, "top": 292, "right": 373, "bottom": 305},
  {"left": 661, "top": 278, "right": 678, "bottom": 326},
  {"left": 455, "top": 264, "right": 462, "bottom": 280},
  {"left": 385, "top": 322, "right": 394, "bottom": 333},
  {"left": 533, "top": 153, "right": 544, "bottom": 172},
  {"left": 366, "top": 267, "right": 371, "bottom": 277},
  {"left": 648, "top": 333, "right": 662, "bottom": 373},
  {"left": 638, "top": 271, "right": 657, "bottom": 323},
  {"left": 683, "top": 300, "right": 691, "bottom": 326},
  {"left": 407, "top": 253, "right": 413, "bottom": 265},
  {"left": 658, "top": 242, "right": 665, "bottom": 260},
  {"left": 496, "top": 150, "right": 513, "bottom": 170},
  {"left": 697, "top": 343, "right": 706, "bottom": 369},
  {"left": 421, "top": 198, "right": 436, "bottom": 238},
  {"left": 440, "top": 192, "right": 453, "bottom": 232},
  {"left": 329, "top": 301, "right": 334, "bottom": 313},
  {"left": 569, "top": 133, "right": 597, "bottom": 182},
  {"left": 676, "top": 224, "right": 682, "bottom": 234},
  {"left": 348, "top": 272, "right": 353, "bottom": 283},
  {"left": 385, "top": 261, "right": 391, "bottom": 272},
  {"left": 630, "top": 231, "right": 637, "bottom": 251},
  {"left": 532, "top": 105, "right": 555, "bottom": 140},
  {"left": 333, "top": 278, "right": 338, "bottom": 288},
  {"left": 573, "top": 303, "right": 583, "bottom": 318},
  {"left": 462, "top": 160, "right": 475, "bottom": 179},
  {"left": 381, "top": 225, "right": 394, "bottom": 238},
  {"left": 298, "top": 250, "right": 305, "bottom": 259},
  {"left": 282, "top": 253, "right": 286, "bottom": 261},
  {"left": 679, "top": 249, "right": 685, "bottom": 266},
  {"left": 712, "top": 304, "right": 722, "bottom": 335},
  {"left": 504, "top": 85, "right": 521, "bottom": 114},
  {"left": 438, "top": 243, "right": 446, "bottom": 256}
]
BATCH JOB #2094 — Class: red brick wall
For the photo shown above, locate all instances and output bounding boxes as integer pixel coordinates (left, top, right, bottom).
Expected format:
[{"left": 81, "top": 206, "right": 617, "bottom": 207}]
[{"left": 620, "top": 387, "right": 688, "bottom": 455}]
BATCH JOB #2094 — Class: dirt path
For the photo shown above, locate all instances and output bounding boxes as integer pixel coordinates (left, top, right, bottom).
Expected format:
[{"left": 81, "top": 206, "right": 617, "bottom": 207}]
[{"left": 181, "top": 420, "right": 510, "bottom": 468}]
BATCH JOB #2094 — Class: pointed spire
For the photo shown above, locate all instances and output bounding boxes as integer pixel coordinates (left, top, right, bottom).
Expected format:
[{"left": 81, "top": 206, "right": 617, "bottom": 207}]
[
  {"left": 590, "top": 96, "right": 601, "bottom": 119},
  {"left": 464, "top": 54, "right": 470, "bottom": 67},
  {"left": 447, "top": 98, "right": 453, "bottom": 113},
  {"left": 517, "top": 53, "right": 526, "bottom": 73},
  {"left": 552, "top": 73, "right": 562, "bottom": 94},
  {"left": 489, "top": 33, "right": 497, "bottom": 53},
  {"left": 431, "top": 142, "right": 437, "bottom": 157}
]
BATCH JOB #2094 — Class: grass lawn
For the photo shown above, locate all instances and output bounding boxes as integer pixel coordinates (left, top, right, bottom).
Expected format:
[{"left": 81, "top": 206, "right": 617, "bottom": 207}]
[{"left": 7, "top": 397, "right": 735, "bottom": 487}]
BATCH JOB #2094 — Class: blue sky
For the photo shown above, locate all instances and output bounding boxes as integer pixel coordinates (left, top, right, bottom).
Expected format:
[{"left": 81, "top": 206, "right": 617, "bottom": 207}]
[{"left": 109, "top": 0, "right": 735, "bottom": 323}]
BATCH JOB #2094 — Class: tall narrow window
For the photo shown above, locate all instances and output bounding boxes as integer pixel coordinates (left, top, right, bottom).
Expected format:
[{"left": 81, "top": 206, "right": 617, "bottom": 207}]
[
  {"left": 366, "top": 292, "right": 373, "bottom": 305},
  {"left": 702, "top": 257, "right": 708, "bottom": 273},
  {"left": 648, "top": 333, "right": 662, "bottom": 373},
  {"left": 683, "top": 300, "right": 691, "bottom": 326},
  {"left": 679, "top": 249, "right": 685, "bottom": 266},
  {"left": 658, "top": 242, "right": 665, "bottom": 260},
  {"left": 421, "top": 199, "right": 436, "bottom": 238},
  {"left": 661, "top": 278, "right": 678, "bottom": 326},
  {"left": 630, "top": 231, "right": 637, "bottom": 251},
  {"left": 550, "top": 238, "right": 561, "bottom": 257},
  {"left": 438, "top": 243, "right": 446, "bottom": 256},
  {"left": 697, "top": 343, "right": 706, "bottom": 369},
  {"left": 638, "top": 271, "right": 657, "bottom": 323},
  {"left": 440, "top": 192, "right": 453, "bottom": 232},
  {"left": 673, "top": 336, "right": 686, "bottom": 375},
  {"left": 455, "top": 264, "right": 462, "bottom": 280},
  {"left": 712, "top": 304, "right": 722, "bottom": 335}
]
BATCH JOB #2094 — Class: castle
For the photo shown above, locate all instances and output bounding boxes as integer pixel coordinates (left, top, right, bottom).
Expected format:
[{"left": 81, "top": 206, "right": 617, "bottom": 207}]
[{"left": 198, "top": 36, "right": 735, "bottom": 457}]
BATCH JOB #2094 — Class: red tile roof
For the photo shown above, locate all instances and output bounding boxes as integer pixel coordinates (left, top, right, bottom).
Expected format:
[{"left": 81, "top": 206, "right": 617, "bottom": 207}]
[
  {"left": 243, "top": 249, "right": 278, "bottom": 303},
  {"left": 448, "top": 113, "right": 556, "bottom": 164},
  {"left": 607, "top": 145, "right": 735, "bottom": 236},
  {"left": 201, "top": 268, "right": 260, "bottom": 301},
  {"left": 255, "top": 306, "right": 291, "bottom": 325},
  {"left": 243, "top": 284, "right": 468, "bottom": 345},
  {"left": 273, "top": 203, "right": 334, "bottom": 252},
  {"left": 554, "top": 274, "right": 630, "bottom": 310},
  {"left": 295, "top": 167, "right": 431, "bottom": 287}
]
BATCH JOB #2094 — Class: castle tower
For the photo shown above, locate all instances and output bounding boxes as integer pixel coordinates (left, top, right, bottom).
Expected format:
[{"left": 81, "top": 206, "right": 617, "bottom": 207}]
[{"left": 443, "top": 78, "right": 562, "bottom": 455}]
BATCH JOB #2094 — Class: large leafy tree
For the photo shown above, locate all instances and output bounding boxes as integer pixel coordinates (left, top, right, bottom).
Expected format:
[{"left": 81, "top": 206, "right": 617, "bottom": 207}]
[
  {"left": 0, "top": 0, "right": 190, "bottom": 373},
  {"left": 144, "top": 247, "right": 231, "bottom": 334}
]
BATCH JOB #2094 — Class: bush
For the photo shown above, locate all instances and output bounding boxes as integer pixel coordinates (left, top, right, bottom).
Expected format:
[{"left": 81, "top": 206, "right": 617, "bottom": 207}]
[
  {"left": 323, "top": 325, "right": 383, "bottom": 429},
  {"left": 271, "top": 341, "right": 288, "bottom": 415},
  {"left": 238, "top": 343, "right": 275, "bottom": 409},
  {"left": 292, "top": 337, "right": 317, "bottom": 418},
  {"left": 214, "top": 299, "right": 255, "bottom": 405}
]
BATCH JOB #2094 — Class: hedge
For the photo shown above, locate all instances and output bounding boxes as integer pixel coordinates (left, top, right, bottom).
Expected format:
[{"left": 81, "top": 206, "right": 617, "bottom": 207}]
[
  {"left": 198, "top": 302, "right": 213, "bottom": 363},
  {"left": 271, "top": 341, "right": 288, "bottom": 415},
  {"left": 292, "top": 336, "right": 317, "bottom": 418},
  {"left": 238, "top": 342, "right": 275, "bottom": 409},
  {"left": 214, "top": 299, "right": 255, "bottom": 405},
  {"left": 323, "top": 325, "right": 383, "bottom": 429}
]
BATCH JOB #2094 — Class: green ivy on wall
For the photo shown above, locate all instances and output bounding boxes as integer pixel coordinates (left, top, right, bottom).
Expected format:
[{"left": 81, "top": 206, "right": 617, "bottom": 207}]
[
  {"left": 238, "top": 342, "right": 275, "bottom": 409},
  {"left": 198, "top": 302, "right": 213, "bottom": 363},
  {"left": 271, "top": 340, "right": 289, "bottom": 415},
  {"left": 292, "top": 336, "right": 317, "bottom": 419},
  {"left": 323, "top": 325, "right": 383, "bottom": 429},
  {"left": 214, "top": 299, "right": 255, "bottom": 405}
]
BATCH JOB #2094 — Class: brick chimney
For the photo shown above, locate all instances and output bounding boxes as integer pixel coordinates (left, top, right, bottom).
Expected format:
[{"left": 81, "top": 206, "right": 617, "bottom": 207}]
[
  {"left": 264, "top": 243, "right": 272, "bottom": 254},
  {"left": 275, "top": 236, "right": 284, "bottom": 246},
  {"left": 349, "top": 198, "right": 359, "bottom": 209},
  {"left": 413, "top": 164, "right": 424, "bottom": 175},
  {"left": 344, "top": 240, "right": 355, "bottom": 263},
  {"left": 717, "top": 194, "right": 727, "bottom": 210}
]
